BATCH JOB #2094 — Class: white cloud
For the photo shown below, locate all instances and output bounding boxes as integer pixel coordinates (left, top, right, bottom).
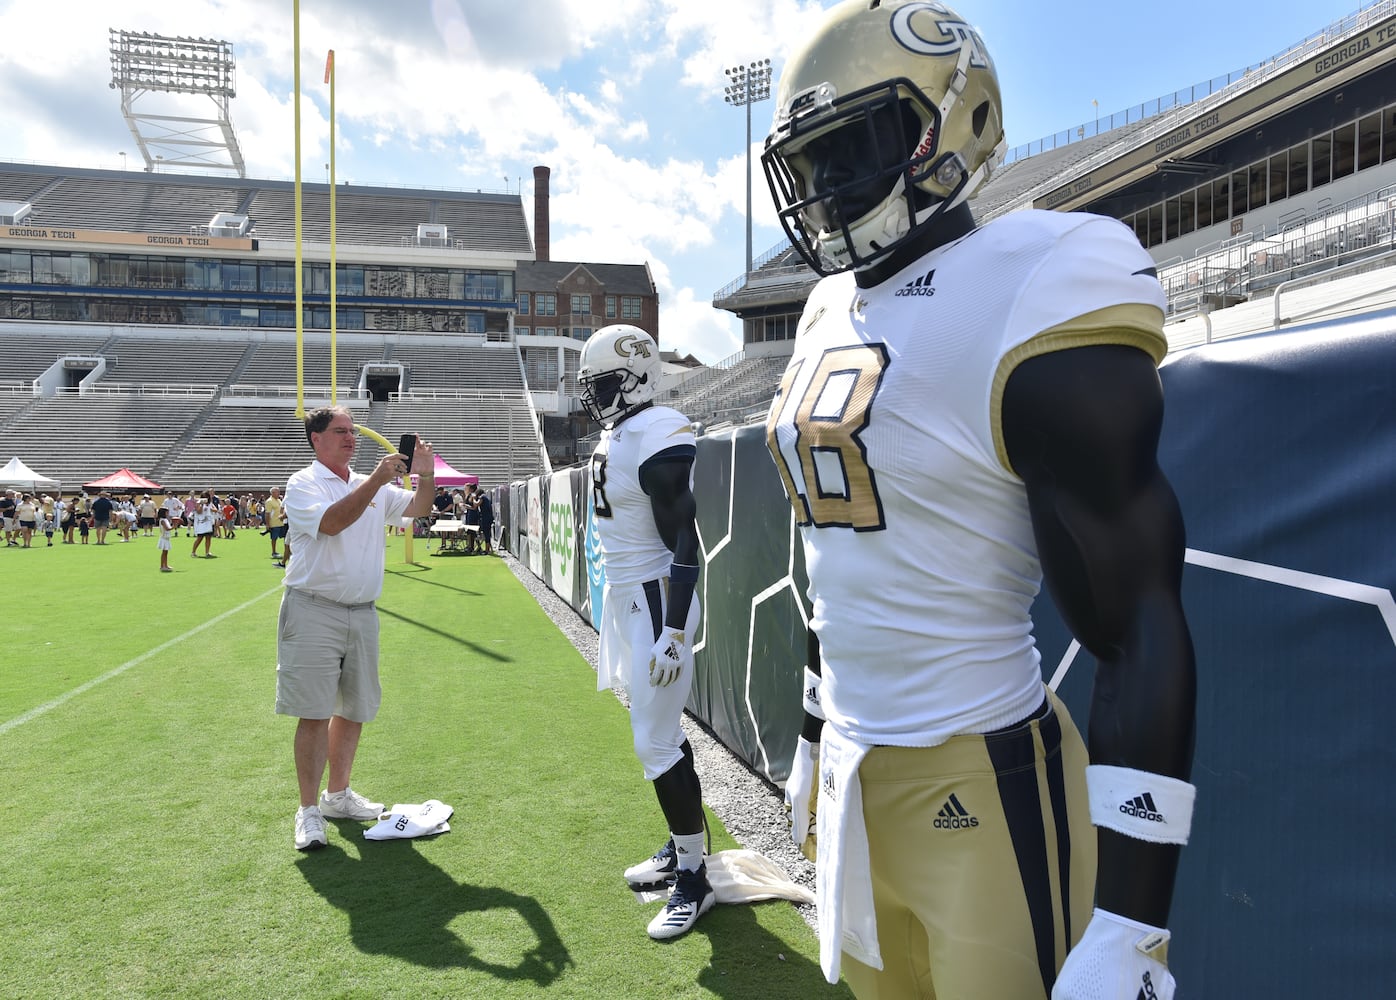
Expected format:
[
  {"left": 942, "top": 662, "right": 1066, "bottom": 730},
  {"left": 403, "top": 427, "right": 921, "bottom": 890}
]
[
  {"left": 659, "top": 287, "right": 743, "bottom": 364},
  {"left": 0, "top": 0, "right": 823, "bottom": 366}
]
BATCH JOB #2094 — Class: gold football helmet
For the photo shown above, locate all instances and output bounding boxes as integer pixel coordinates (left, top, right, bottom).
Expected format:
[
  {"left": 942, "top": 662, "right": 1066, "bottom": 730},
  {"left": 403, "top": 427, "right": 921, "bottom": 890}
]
[{"left": 762, "top": 0, "right": 1006, "bottom": 275}]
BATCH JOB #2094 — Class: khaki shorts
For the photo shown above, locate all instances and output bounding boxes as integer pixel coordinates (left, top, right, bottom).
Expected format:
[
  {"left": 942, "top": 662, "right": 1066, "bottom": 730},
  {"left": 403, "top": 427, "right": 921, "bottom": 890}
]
[
  {"left": 274, "top": 588, "right": 382, "bottom": 722},
  {"left": 843, "top": 689, "right": 1095, "bottom": 1000}
]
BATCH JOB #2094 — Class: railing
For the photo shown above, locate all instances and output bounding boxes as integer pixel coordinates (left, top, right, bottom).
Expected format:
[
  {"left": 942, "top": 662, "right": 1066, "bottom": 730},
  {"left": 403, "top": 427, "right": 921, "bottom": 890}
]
[
  {"left": 389, "top": 389, "right": 522, "bottom": 403},
  {"left": 1159, "top": 181, "right": 1396, "bottom": 311},
  {"left": 1271, "top": 247, "right": 1396, "bottom": 326},
  {"left": 713, "top": 241, "right": 799, "bottom": 300},
  {"left": 73, "top": 383, "right": 217, "bottom": 398},
  {"left": 1002, "top": 1, "right": 1395, "bottom": 165},
  {"left": 223, "top": 384, "right": 369, "bottom": 401}
]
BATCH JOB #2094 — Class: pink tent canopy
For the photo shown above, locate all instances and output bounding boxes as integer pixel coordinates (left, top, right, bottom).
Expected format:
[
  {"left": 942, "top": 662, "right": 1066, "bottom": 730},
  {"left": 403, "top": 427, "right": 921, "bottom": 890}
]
[
  {"left": 428, "top": 454, "right": 477, "bottom": 487},
  {"left": 84, "top": 467, "right": 162, "bottom": 491}
]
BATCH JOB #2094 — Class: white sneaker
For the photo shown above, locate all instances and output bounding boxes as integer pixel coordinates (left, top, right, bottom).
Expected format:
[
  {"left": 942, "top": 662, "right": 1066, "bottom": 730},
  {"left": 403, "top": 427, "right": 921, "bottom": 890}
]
[
  {"left": 294, "top": 805, "right": 327, "bottom": 851},
  {"left": 319, "top": 786, "right": 384, "bottom": 820}
]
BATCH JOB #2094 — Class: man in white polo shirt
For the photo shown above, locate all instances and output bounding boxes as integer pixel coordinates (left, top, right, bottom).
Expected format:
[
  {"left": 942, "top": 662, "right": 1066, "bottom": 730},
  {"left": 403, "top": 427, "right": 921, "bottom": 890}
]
[{"left": 277, "top": 405, "right": 435, "bottom": 851}]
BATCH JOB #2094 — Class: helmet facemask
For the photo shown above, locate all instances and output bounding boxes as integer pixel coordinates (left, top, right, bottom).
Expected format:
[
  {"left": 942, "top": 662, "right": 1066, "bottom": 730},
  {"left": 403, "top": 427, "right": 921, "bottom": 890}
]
[
  {"left": 765, "top": 79, "right": 974, "bottom": 275},
  {"left": 580, "top": 369, "right": 647, "bottom": 424}
]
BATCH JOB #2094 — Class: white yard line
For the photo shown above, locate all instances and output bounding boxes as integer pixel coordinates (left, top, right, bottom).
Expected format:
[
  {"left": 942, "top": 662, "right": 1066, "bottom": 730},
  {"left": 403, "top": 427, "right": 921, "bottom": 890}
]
[{"left": 0, "top": 586, "right": 281, "bottom": 737}]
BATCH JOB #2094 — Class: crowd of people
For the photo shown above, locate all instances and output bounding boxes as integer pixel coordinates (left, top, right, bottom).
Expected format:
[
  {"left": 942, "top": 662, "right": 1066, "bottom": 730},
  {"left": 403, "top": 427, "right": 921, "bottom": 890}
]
[
  {"left": 424, "top": 482, "right": 495, "bottom": 555},
  {"left": 1, "top": 485, "right": 377, "bottom": 569},
  {"left": 4, "top": 481, "right": 495, "bottom": 568}
]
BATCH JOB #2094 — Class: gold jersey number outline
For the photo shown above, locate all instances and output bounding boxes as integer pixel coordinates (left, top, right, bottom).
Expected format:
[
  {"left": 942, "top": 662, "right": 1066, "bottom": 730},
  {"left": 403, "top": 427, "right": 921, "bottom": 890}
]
[{"left": 765, "top": 343, "right": 889, "bottom": 531}]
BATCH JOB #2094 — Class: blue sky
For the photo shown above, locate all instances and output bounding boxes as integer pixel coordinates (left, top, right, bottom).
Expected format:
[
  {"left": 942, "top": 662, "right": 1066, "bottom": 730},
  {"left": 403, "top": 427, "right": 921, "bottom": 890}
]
[{"left": 0, "top": 0, "right": 1373, "bottom": 361}]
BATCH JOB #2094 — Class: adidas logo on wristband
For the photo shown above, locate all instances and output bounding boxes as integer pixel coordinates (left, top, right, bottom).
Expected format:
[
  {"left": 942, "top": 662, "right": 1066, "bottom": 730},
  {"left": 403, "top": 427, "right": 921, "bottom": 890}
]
[{"left": 1120, "top": 793, "right": 1166, "bottom": 823}]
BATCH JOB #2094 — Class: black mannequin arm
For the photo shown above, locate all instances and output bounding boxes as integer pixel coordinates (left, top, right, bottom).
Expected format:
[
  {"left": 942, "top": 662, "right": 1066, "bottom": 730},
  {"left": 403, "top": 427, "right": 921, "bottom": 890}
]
[
  {"left": 801, "top": 630, "right": 825, "bottom": 742},
  {"left": 1003, "top": 343, "right": 1197, "bottom": 926},
  {"left": 640, "top": 449, "right": 699, "bottom": 630}
]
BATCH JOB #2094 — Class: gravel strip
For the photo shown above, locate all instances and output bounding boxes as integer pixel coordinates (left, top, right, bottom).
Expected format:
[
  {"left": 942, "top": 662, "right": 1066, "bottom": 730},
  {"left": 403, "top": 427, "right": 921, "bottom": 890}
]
[{"left": 499, "top": 552, "right": 819, "bottom": 931}]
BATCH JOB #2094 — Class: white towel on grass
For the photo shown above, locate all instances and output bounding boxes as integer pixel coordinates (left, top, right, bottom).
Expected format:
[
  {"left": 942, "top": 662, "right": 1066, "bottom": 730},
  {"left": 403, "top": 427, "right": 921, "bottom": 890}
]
[
  {"left": 364, "top": 800, "right": 454, "bottom": 841},
  {"left": 707, "top": 849, "right": 815, "bottom": 905}
]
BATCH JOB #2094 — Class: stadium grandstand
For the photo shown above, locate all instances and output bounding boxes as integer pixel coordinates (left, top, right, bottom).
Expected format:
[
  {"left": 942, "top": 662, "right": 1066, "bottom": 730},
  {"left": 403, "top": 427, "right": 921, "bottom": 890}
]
[
  {"left": 700, "top": 0, "right": 1396, "bottom": 429},
  {"left": 0, "top": 159, "right": 644, "bottom": 490}
]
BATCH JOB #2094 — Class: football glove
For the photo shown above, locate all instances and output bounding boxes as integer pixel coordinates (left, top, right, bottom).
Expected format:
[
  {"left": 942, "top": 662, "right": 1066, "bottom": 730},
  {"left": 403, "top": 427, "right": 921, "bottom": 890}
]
[
  {"left": 648, "top": 627, "right": 691, "bottom": 688},
  {"left": 1053, "top": 907, "right": 1175, "bottom": 1000},
  {"left": 784, "top": 736, "right": 819, "bottom": 862}
]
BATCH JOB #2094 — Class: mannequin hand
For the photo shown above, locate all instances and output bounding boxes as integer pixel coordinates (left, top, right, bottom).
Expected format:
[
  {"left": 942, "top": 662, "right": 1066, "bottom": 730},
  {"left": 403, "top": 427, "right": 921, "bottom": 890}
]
[
  {"left": 648, "top": 628, "right": 691, "bottom": 687},
  {"left": 784, "top": 736, "right": 819, "bottom": 861},
  {"left": 1053, "top": 908, "right": 1174, "bottom": 1000}
]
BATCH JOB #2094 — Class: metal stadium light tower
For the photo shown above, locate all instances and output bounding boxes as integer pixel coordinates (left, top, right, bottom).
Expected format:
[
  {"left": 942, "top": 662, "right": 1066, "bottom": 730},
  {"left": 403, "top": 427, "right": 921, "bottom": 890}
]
[
  {"left": 724, "top": 58, "right": 772, "bottom": 277},
  {"left": 108, "top": 29, "right": 247, "bottom": 177}
]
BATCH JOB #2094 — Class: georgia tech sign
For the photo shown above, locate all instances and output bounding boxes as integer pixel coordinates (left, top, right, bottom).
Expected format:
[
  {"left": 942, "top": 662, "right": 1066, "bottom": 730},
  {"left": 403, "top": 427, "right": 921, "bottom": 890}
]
[
  {"left": 3, "top": 225, "right": 254, "bottom": 250},
  {"left": 1035, "top": 12, "right": 1396, "bottom": 212},
  {"left": 890, "top": 1, "right": 990, "bottom": 69}
]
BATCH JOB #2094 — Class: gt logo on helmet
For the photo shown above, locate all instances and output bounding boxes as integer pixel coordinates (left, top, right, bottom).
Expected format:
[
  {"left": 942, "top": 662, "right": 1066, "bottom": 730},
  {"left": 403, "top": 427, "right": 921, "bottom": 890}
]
[
  {"left": 890, "top": 2, "right": 990, "bottom": 69},
  {"left": 614, "top": 334, "right": 652, "bottom": 360}
]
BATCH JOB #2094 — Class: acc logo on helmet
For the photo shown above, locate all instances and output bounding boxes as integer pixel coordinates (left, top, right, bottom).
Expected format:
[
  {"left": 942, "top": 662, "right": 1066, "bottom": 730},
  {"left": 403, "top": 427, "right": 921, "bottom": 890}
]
[{"left": 890, "top": 2, "right": 990, "bottom": 69}]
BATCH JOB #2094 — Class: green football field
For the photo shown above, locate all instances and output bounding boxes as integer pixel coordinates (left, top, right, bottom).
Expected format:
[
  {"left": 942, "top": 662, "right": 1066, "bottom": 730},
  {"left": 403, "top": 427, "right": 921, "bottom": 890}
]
[{"left": 0, "top": 527, "right": 847, "bottom": 999}]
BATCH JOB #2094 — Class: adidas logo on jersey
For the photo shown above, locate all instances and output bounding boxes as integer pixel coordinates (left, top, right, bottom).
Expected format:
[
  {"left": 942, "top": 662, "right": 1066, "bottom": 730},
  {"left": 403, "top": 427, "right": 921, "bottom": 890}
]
[
  {"left": 1120, "top": 792, "right": 1166, "bottom": 823},
  {"left": 1137, "top": 970, "right": 1158, "bottom": 1000},
  {"left": 933, "top": 792, "right": 979, "bottom": 830},
  {"left": 894, "top": 268, "right": 936, "bottom": 297}
]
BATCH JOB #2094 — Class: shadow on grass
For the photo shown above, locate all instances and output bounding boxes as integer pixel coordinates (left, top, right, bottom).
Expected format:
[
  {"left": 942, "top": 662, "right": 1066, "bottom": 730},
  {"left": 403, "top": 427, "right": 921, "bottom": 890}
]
[
  {"left": 390, "top": 566, "right": 484, "bottom": 597},
  {"left": 296, "top": 835, "right": 573, "bottom": 985},
  {"left": 375, "top": 605, "right": 513, "bottom": 663},
  {"left": 689, "top": 897, "right": 853, "bottom": 999}
]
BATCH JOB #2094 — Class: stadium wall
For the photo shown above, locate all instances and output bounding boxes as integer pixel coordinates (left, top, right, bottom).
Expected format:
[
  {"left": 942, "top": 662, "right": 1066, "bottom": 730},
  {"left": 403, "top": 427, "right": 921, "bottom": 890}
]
[{"left": 501, "top": 317, "right": 1396, "bottom": 994}]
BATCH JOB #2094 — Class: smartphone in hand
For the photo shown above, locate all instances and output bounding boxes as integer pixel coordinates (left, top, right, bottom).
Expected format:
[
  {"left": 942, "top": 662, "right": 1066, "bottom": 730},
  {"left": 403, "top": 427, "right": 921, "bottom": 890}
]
[{"left": 397, "top": 433, "right": 418, "bottom": 474}]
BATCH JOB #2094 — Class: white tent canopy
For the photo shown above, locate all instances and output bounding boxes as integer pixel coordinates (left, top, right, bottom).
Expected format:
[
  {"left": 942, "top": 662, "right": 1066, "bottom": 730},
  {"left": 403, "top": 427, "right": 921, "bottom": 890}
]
[{"left": 0, "top": 457, "right": 60, "bottom": 491}]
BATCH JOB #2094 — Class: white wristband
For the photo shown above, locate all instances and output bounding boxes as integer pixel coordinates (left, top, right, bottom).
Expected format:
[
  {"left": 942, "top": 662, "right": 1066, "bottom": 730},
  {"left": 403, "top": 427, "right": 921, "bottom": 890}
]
[
  {"left": 802, "top": 666, "right": 825, "bottom": 720},
  {"left": 1086, "top": 765, "right": 1195, "bottom": 845}
]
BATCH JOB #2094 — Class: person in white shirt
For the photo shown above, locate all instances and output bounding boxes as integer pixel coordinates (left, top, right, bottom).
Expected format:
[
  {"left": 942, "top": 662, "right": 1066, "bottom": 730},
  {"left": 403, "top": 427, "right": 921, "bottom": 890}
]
[
  {"left": 138, "top": 494, "right": 158, "bottom": 535},
  {"left": 763, "top": 4, "right": 1197, "bottom": 998},
  {"left": 156, "top": 511, "right": 173, "bottom": 572},
  {"left": 276, "top": 405, "right": 435, "bottom": 851},
  {"left": 14, "top": 493, "right": 37, "bottom": 548},
  {"left": 189, "top": 500, "right": 216, "bottom": 557}
]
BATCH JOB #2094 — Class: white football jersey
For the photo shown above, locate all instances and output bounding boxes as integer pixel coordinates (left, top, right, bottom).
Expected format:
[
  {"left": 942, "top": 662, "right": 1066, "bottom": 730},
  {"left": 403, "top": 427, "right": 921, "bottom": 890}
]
[
  {"left": 590, "top": 405, "right": 696, "bottom": 586},
  {"left": 766, "top": 210, "right": 1167, "bottom": 746}
]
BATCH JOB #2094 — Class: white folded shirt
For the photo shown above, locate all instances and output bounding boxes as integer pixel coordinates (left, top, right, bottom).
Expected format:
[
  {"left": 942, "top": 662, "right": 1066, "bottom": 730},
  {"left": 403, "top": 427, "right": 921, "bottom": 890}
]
[{"left": 363, "top": 800, "right": 454, "bottom": 841}]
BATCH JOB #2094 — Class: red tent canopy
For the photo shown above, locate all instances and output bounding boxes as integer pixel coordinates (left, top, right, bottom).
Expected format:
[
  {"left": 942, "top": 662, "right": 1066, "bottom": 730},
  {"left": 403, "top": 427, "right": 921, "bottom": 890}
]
[{"left": 84, "top": 467, "right": 162, "bottom": 491}]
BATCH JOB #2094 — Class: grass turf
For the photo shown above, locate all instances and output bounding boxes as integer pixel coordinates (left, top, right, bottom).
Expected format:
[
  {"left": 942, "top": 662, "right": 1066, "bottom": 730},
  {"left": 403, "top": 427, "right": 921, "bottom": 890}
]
[{"left": 0, "top": 529, "right": 848, "bottom": 998}]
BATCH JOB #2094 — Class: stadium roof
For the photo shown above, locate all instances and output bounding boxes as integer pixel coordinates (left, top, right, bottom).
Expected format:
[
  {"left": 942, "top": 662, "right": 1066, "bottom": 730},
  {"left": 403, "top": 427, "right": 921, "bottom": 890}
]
[
  {"left": 515, "top": 260, "right": 656, "bottom": 296},
  {"left": 0, "top": 161, "right": 533, "bottom": 256}
]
